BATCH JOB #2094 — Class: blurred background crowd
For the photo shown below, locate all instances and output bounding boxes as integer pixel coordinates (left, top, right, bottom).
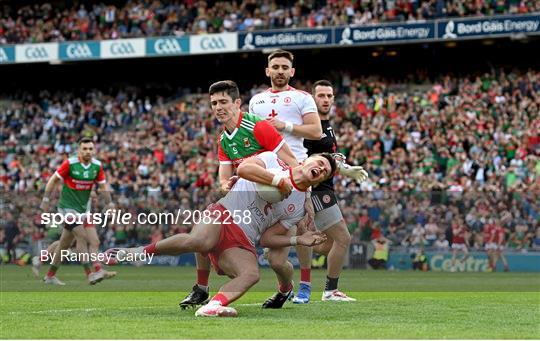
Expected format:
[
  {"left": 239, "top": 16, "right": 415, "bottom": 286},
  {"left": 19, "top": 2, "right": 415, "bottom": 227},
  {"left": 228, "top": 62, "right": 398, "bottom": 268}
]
[
  {"left": 1, "top": 68, "right": 538, "bottom": 254},
  {"left": 1, "top": 0, "right": 539, "bottom": 44}
]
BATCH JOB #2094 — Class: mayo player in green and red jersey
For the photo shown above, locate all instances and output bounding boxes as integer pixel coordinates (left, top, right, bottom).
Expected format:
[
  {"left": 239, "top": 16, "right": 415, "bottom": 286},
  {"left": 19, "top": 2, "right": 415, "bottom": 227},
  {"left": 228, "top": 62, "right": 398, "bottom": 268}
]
[
  {"left": 40, "top": 137, "right": 114, "bottom": 285},
  {"left": 179, "top": 80, "right": 299, "bottom": 308}
]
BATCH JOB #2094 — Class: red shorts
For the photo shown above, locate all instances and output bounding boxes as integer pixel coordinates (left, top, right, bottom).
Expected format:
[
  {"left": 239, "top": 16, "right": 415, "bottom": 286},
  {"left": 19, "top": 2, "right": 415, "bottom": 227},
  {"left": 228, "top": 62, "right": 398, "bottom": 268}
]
[{"left": 204, "top": 203, "right": 257, "bottom": 275}]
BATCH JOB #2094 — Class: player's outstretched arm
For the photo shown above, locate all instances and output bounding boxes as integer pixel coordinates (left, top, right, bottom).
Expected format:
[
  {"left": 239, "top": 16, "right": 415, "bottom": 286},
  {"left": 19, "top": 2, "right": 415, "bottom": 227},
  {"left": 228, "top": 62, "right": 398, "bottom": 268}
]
[{"left": 260, "top": 222, "right": 327, "bottom": 248}]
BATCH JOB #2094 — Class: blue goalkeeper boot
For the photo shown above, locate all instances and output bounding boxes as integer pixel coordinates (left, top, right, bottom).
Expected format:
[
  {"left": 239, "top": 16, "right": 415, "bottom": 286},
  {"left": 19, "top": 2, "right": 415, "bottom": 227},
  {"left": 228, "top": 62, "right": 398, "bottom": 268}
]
[{"left": 292, "top": 283, "right": 311, "bottom": 304}]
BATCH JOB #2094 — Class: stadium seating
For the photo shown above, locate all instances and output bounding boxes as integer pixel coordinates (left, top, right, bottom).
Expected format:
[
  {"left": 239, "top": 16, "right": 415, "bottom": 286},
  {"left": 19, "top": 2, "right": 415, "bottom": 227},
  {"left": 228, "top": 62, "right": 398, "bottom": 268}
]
[
  {"left": 1, "top": 0, "right": 539, "bottom": 44},
  {"left": 1, "top": 69, "right": 538, "bottom": 251}
]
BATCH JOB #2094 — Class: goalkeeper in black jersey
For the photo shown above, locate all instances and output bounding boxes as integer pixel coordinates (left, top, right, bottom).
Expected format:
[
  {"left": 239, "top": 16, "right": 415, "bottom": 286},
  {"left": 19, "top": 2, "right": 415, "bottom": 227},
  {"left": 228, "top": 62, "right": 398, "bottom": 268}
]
[{"left": 303, "top": 80, "right": 369, "bottom": 302}]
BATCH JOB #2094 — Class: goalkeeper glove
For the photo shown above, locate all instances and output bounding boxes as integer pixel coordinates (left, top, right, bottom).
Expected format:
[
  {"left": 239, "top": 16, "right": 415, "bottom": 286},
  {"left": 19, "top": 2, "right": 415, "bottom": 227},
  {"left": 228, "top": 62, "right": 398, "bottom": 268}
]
[
  {"left": 332, "top": 153, "right": 369, "bottom": 183},
  {"left": 338, "top": 163, "right": 369, "bottom": 183}
]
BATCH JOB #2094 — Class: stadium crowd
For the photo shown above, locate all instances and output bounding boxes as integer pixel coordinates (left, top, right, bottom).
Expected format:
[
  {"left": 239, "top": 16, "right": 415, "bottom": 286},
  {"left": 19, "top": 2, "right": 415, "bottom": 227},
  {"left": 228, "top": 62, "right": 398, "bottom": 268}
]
[
  {"left": 1, "top": 0, "right": 539, "bottom": 44},
  {"left": 0, "top": 69, "right": 539, "bottom": 257}
]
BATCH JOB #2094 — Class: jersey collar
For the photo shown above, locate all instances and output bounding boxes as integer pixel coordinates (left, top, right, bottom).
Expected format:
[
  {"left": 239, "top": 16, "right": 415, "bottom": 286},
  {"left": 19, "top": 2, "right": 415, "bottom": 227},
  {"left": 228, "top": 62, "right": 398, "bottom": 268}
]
[
  {"left": 289, "top": 167, "right": 307, "bottom": 192},
  {"left": 78, "top": 156, "right": 92, "bottom": 169},
  {"left": 267, "top": 86, "right": 294, "bottom": 93},
  {"left": 223, "top": 111, "right": 244, "bottom": 140}
]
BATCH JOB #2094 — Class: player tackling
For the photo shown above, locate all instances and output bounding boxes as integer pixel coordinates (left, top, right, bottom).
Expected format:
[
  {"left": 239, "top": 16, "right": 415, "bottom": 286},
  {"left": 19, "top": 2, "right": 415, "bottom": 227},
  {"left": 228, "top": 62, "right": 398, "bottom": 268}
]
[{"left": 106, "top": 151, "right": 336, "bottom": 317}]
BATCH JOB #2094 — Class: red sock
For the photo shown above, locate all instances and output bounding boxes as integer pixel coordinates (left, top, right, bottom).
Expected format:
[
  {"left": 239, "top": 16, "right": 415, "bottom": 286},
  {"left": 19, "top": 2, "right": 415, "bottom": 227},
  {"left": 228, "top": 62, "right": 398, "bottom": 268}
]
[
  {"left": 211, "top": 293, "right": 229, "bottom": 306},
  {"left": 93, "top": 262, "right": 102, "bottom": 272},
  {"left": 278, "top": 282, "right": 293, "bottom": 294},
  {"left": 84, "top": 268, "right": 91, "bottom": 276},
  {"left": 143, "top": 242, "right": 158, "bottom": 255},
  {"left": 46, "top": 269, "right": 56, "bottom": 277},
  {"left": 300, "top": 268, "right": 311, "bottom": 284},
  {"left": 197, "top": 269, "right": 210, "bottom": 287}
]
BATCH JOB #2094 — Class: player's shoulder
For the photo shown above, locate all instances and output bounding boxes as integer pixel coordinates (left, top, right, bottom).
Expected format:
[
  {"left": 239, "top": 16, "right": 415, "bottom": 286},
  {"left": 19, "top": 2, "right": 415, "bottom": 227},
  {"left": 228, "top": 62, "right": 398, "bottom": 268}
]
[
  {"left": 288, "top": 86, "right": 311, "bottom": 97},
  {"left": 242, "top": 112, "right": 264, "bottom": 124},
  {"left": 250, "top": 91, "right": 269, "bottom": 102},
  {"left": 67, "top": 156, "right": 79, "bottom": 165},
  {"left": 91, "top": 158, "right": 102, "bottom": 166}
]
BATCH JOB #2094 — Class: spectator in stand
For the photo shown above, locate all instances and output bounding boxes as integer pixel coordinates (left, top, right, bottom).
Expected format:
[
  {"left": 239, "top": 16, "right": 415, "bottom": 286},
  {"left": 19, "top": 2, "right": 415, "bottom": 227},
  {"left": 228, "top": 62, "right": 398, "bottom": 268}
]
[{"left": 434, "top": 233, "right": 450, "bottom": 251}]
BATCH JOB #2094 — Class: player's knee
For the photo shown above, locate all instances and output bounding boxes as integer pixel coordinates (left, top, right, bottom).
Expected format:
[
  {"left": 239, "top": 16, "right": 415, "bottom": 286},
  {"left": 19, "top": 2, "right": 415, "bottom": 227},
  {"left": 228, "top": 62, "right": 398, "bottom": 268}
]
[
  {"left": 333, "top": 228, "right": 351, "bottom": 249},
  {"left": 268, "top": 257, "right": 289, "bottom": 272},
  {"left": 240, "top": 270, "right": 260, "bottom": 287}
]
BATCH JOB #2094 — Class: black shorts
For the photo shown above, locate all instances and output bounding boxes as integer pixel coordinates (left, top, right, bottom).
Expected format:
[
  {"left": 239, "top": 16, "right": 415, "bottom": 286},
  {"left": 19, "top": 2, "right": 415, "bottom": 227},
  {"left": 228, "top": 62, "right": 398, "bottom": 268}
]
[{"left": 311, "top": 189, "right": 338, "bottom": 213}]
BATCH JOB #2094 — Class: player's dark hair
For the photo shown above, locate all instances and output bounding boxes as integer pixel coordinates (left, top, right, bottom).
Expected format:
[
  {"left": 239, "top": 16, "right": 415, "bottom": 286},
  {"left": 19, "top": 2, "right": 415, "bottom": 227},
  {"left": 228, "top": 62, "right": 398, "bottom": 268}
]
[
  {"left": 78, "top": 137, "right": 94, "bottom": 145},
  {"left": 209, "top": 80, "right": 240, "bottom": 101},
  {"left": 312, "top": 80, "right": 333, "bottom": 94},
  {"left": 267, "top": 49, "right": 294, "bottom": 64},
  {"left": 315, "top": 152, "right": 337, "bottom": 179}
]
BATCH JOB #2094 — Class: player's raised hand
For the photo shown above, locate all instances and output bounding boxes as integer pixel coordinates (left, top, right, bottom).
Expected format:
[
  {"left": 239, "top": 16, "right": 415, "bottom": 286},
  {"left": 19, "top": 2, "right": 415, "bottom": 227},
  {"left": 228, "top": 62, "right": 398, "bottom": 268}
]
[
  {"left": 266, "top": 117, "right": 286, "bottom": 131},
  {"left": 298, "top": 231, "right": 327, "bottom": 246},
  {"left": 276, "top": 177, "right": 293, "bottom": 199}
]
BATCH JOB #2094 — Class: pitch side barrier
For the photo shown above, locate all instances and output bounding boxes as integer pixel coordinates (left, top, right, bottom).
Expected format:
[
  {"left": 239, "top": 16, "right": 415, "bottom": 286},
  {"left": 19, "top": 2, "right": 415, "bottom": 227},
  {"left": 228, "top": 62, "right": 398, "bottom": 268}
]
[{"left": 1, "top": 14, "right": 538, "bottom": 65}]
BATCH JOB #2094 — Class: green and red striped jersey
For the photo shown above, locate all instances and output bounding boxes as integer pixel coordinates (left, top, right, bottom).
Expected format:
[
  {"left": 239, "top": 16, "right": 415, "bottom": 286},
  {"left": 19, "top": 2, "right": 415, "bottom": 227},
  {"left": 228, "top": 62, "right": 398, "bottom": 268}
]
[
  {"left": 218, "top": 112, "right": 284, "bottom": 168},
  {"left": 54, "top": 156, "right": 106, "bottom": 213}
]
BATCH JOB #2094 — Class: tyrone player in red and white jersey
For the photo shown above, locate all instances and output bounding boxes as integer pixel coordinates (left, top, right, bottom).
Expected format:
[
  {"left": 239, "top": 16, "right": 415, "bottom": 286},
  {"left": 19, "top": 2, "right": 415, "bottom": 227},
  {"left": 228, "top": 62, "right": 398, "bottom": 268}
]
[
  {"left": 483, "top": 220, "right": 497, "bottom": 271},
  {"left": 106, "top": 152, "right": 336, "bottom": 317},
  {"left": 248, "top": 49, "right": 322, "bottom": 303},
  {"left": 450, "top": 220, "right": 470, "bottom": 272},
  {"left": 492, "top": 220, "right": 509, "bottom": 272},
  {"left": 249, "top": 50, "right": 321, "bottom": 162}
]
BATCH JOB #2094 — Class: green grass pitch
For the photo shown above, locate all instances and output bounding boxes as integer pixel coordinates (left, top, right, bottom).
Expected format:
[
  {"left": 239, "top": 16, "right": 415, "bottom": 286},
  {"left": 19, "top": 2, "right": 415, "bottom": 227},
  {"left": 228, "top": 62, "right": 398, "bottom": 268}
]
[{"left": 1, "top": 265, "right": 539, "bottom": 339}]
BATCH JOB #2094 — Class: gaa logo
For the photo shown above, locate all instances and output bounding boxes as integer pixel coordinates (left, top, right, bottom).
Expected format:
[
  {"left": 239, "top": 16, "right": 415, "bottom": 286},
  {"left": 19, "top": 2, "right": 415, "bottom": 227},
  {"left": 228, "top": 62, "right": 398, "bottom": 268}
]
[
  {"left": 110, "top": 42, "right": 136, "bottom": 55},
  {"left": 0, "top": 48, "right": 8, "bottom": 62},
  {"left": 323, "top": 195, "right": 331, "bottom": 204},
  {"left": 25, "top": 46, "right": 49, "bottom": 59},
  {"left": 287, "top": 204, "right": 295, "bottom": 213},
  {"left": 66, "top": 43, "right": 93, "bottom": 59},
  {"left": 154, "top": 38, "right": 182, "bottom": 54},
  {"left": 200, "top": 37, "right": 226, "bottom": 50}
]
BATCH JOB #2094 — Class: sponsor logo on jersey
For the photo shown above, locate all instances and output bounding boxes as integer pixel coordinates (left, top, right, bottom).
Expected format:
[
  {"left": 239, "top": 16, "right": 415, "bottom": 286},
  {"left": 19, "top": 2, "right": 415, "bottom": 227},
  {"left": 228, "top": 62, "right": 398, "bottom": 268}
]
[{"left": 243, "top": 137, "right": 251, "bottom": 148}]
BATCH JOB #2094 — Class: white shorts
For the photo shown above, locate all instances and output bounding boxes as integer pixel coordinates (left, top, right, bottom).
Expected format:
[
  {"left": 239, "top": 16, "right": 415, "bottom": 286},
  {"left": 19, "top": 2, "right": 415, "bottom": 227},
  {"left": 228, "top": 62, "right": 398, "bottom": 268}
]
[
  {"left": 451, "top": 243, "right": 467, "bottom": 251},
  {"left": 314, "top": 204, "right": 343, "bottom": 232},
  {"left": 485, "top": 242, "right": 498, "bottom": 251}
]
